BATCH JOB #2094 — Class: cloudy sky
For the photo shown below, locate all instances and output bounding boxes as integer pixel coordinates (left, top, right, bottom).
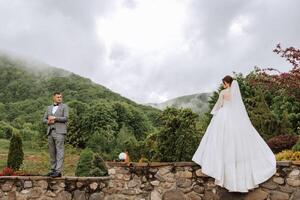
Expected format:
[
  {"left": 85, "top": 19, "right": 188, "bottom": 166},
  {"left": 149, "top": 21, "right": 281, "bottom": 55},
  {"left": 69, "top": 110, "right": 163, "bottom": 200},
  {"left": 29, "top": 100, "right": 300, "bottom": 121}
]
[{"left": 0, "top": 0, "right": 299, "bottom": 103}]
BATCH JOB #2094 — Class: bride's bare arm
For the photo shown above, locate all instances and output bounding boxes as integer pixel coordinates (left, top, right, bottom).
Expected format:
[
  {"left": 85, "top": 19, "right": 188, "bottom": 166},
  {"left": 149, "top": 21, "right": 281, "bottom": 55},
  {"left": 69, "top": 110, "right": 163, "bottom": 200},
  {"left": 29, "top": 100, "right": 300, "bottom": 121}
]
[{"left": 210, "top": 90, "right": 224, "bottom": 114}]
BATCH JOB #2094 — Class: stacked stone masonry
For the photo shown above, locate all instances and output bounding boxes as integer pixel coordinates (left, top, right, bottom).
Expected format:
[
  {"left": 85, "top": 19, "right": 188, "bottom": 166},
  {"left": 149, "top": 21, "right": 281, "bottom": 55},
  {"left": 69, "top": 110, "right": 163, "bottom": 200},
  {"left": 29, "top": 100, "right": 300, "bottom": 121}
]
[{"left": 0, "top": 161, "right": 300, "bottom": 200}]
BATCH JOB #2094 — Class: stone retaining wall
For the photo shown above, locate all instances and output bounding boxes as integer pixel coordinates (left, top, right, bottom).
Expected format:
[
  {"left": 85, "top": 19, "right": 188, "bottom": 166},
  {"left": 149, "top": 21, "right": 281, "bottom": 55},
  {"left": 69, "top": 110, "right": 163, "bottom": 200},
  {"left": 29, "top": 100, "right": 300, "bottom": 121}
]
[{"left": 0, "top": 161, "right": 300, "bottom": 200}]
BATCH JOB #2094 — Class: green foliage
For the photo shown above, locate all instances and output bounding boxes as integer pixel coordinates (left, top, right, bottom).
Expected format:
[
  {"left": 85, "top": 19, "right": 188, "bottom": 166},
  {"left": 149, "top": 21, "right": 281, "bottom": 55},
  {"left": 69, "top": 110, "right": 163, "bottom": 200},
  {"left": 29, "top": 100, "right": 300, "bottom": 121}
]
[
  {"left": 67, "top": 100, "right": 155, "bottom": 161},
  {"left": 112, "top": 102, "right": 152, "bottom": 140},
  {"left": 86, "top": 129, "right": 116, "bottom": 160},
  {"left": 7, "top": 131, "right": 24, "bottom": 170},
  {"left": 247, "top": 91, "right": 280, "bottom": 140},
  {"left": 66, "top": 100, "right": 89, "bottom": 148},
  {"left": 75, "top": 148, "right": 108, "bottom": 177},
  {"left": 248, "top": 64, "right": 300, "bottom": 135},
  {"left": 271, "top": 95, "right": 300, "bottom": 133},
  {"left": 19, "top": 128, "right": 39, "bottom": 141},
  {"left": 279, "top": 110, "right": 294, "bottom": 135},
  {"left": 116, "top": 125, "right": 138, "bottom": 152},
  {"left": 89, "top": 153, "right": 108, "bottom": 176},
  {"left": 85, "top": 124, "right": 145, "bottom": 162},
  {"left": 292, "top": 138, "right": 300, "bottom": 151},
  {"left": 0, "top": 55, "right": 159, "bottom": 162},
  {"left": 0, "top": 103, "right": 7, "bottom": 120},
  {"left": 75, "top": 148, "right": 94, "bottom": 177},
  {"left": 0, "top": 121, "right": 13, "bottom": 139},
  {"left": 156, "top": 107, "right": 201, "bottom": 162},
  {"left": 139, "top": 130, "right": 159, "bottom": 161}
]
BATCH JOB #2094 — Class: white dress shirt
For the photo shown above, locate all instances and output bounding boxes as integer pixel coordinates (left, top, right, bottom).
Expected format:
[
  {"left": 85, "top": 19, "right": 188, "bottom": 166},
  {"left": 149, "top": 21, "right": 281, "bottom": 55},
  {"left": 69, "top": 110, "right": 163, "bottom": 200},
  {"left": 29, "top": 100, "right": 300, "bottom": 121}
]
[{"left": 52, "top": 105, "right": 59, "bottom": 115}]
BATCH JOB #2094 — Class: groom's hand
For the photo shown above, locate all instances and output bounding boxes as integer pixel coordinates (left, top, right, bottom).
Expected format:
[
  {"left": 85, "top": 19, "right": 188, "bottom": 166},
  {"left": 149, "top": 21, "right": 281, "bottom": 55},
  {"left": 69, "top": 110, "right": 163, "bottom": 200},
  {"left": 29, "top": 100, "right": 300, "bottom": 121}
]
[{"left": 48, "top": 116, "right": 56, "bottom": 124}]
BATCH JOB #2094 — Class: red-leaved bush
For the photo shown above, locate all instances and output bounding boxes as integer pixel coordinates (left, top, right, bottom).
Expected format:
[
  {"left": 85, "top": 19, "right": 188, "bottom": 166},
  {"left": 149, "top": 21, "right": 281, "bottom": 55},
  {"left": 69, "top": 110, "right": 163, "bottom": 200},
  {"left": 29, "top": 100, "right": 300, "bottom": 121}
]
[
  {"left": 267, "top": 134, "right": 299, "bottom": 153},
  {"left": 250, "top": 44, "right": 300, "bottom": 101},
  {"left": 0, "top": 167, "right": 17, "bottom": 176}
]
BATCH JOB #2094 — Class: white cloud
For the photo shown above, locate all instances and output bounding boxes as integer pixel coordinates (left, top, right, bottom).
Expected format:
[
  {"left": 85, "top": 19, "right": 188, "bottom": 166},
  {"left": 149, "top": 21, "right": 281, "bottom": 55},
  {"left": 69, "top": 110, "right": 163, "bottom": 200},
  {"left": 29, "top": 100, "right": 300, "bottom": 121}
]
[
  {"left": 96, "top": 0, "right": 187, "bottom": 52},
  {"left": 229, "top": 15, "right": 251, "bottom": 36},
  {"left": 0, "top": 0, "right": 299, "bottom": 103}
]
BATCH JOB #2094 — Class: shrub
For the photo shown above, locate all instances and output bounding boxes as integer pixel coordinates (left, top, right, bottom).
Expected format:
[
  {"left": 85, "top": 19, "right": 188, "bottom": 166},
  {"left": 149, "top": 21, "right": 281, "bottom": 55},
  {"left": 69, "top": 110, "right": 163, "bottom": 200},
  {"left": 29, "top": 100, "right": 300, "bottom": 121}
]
[
  {"left": 0, "top": 167, "right": 17, "bottom": 176},
  {"left": 7, "top": 131, "right": 24, "bottom": 171},
  {"left": 86, "top": 130, "right": 115, "bottom": 155},
  {"left": 75, "top": 148, "right": 93, "bottom": 177},
  {"left": 115, "top": 125, "right": 141, "bottom": 161},
  {"left": 75, "top": 149, "right": 108, "bottom": 177},
  {"left": 276, "top": 150, "right": 300, "bottom": 161},
  {"left": 138, "top": 157, "right": 149, "bottom": 163},
  {"left": 19, "top": 128, "right": 38, "bottom": 141},
  {"left": 292, "top": 137, "right": 300, "bottom": 151},
  {"left": 0, "top": 121, "right": 13, "bottom": 139},
  {"left": 267, "top": 134, "right": 298, "bottom": 153},
  {"left": 89, "top": 153, "right": 108, "bottom": 176}
]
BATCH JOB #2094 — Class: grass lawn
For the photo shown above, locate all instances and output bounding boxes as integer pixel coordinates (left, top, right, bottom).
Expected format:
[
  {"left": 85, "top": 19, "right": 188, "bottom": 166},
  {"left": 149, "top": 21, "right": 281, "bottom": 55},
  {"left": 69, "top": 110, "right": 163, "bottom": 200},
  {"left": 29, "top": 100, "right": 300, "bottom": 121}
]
[{"left": 0, "top": 139, "right": 80, "bottom": 176}]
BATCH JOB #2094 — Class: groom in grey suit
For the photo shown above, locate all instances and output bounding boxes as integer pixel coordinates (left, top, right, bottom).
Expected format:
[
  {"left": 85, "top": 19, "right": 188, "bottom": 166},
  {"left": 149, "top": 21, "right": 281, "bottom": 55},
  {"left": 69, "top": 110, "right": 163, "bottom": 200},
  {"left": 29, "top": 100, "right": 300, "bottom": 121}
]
[{"left": 43, "top": 92, "right": 69, "bottom": 177}]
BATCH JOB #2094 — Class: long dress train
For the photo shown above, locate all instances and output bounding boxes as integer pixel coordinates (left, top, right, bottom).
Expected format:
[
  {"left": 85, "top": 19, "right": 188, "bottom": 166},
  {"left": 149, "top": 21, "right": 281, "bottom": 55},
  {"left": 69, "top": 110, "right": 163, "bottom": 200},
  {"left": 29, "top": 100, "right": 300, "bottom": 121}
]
[{"left": 192, "top": 80, "right": 276, "bottom": 192}]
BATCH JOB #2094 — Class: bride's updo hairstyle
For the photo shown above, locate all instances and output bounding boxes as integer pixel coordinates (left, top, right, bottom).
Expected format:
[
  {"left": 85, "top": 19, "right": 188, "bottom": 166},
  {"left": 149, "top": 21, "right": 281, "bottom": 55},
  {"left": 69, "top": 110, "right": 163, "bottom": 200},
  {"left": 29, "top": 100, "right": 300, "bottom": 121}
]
[{"left": 222, "top": 75, "right": 233, "bottom": 86}]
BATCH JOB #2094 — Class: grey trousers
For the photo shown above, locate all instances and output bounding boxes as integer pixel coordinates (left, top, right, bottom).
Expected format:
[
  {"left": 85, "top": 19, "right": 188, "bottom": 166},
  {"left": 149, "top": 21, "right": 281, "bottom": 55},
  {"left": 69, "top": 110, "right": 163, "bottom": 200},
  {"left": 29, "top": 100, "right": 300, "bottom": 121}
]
[{"left": 48, "top": 130, "right": 65, "bottom": 173}]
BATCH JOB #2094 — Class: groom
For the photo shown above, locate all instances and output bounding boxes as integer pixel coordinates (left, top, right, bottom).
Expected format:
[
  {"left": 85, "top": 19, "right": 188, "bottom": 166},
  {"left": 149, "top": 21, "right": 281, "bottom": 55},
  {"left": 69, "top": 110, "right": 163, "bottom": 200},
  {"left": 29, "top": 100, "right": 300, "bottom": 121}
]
[{"left": 43, "top": 92, "right": 69, "bottom": 177}]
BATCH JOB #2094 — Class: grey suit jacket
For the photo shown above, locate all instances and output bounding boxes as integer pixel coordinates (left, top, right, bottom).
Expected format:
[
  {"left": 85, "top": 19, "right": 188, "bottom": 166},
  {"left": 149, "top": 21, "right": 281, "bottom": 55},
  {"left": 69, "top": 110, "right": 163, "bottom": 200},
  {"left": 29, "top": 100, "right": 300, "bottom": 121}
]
[{"left": 43, "top": 103, "right": 69, "bottom": 135}]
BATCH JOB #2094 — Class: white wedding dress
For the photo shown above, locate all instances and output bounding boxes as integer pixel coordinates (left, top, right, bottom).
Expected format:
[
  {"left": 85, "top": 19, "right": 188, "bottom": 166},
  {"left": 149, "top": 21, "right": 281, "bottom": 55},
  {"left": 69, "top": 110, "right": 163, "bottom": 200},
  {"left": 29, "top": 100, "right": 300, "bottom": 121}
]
[{"left": 192, "top": 80, "right": 276, "bottom": 192}]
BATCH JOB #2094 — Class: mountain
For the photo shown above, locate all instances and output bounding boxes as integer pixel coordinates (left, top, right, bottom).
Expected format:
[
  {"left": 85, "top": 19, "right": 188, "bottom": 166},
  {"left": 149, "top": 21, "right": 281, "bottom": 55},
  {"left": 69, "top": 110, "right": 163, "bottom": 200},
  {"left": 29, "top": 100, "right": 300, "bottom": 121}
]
[
  {"left": 0, "top": 53, "right": 132, "bottom": 104},
  {"left": 146, "top": 92, "right": 212, "bottom": 116},
  {"left": 0, "top": 53, "right": 160, "bottom": 140}
]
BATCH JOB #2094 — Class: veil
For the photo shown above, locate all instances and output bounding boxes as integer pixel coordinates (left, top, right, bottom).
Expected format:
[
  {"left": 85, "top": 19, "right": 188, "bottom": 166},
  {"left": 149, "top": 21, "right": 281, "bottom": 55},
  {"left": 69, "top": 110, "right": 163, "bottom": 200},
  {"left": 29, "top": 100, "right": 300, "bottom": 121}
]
[
  {"left": 229, "top": 80, "right": 251, "bottom": 121},
  {"left": 210, "top": 80, "right": 250, "bottom": 120}
]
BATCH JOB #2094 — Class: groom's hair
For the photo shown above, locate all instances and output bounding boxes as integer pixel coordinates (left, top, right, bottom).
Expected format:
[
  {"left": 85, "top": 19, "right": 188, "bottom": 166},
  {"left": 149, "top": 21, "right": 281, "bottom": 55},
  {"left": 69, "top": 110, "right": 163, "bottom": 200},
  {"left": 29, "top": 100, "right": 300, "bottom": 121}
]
[{"left": 53, "top": 92, "right": 62, "bottom": 96}]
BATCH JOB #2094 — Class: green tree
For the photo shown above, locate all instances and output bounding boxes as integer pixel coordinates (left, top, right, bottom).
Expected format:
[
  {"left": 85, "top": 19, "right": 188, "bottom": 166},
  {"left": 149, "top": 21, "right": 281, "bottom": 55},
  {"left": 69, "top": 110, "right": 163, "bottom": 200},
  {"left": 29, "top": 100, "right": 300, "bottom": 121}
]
[
  {"left": 86, "top": 129, "right": 116, "bottom": 160},
  {"left": 66, "top": 100, "right": 89, "bottom": 148},
  {"left": 115, "top": 124, "right": 141, "bottom": 161},
  {"left": 75, "top": 148, "right": 94, "bottom": 176},
  {"left": 279, "top": 110, "right": 294, "bottom": 135},
  {"left": 156, "top": 107, "right": 200, "bottom": 161},
  {"left": 140, "top": 130, "right": 159, "bottom": 161},
  {"left": 271, "top": 95, "right": 300, "bottom": 133},
  {"left": 0, "top": 121, "right": 13, "bottom": 139},
  {"left": 247, "top": 91, "right": 279, "bottom": 140},
  {"left": 116, "top": 124, "right": 137, "bottom": 151},
  {"left": 75, "top": 149, "right": 108, "bottom": 177},
  {"left": 112, "top": 102, "right": 152, "bottom": 140},
  {"left": 0, "top": 102, "right": 7, "bottom": 121},
  {"left": 81, "top": 101, "right": 118, "bottom": 135},
  {"left": 7, "top": 131, "right": 24, "bottom": 170},
  {"left": 89, "top": 153, "right": 108, "bottom": 176}
]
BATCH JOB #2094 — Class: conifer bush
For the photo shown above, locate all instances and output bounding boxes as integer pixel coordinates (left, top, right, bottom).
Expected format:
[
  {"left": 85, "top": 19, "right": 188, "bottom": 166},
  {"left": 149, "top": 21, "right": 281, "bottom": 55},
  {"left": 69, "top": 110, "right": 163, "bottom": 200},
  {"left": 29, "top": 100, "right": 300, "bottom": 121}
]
[
  {"left": 75, "top": 148, "right": 93, "bottom": 176},
  {"left": 7, "top": 131, "right": 24, "bottom": 171}
]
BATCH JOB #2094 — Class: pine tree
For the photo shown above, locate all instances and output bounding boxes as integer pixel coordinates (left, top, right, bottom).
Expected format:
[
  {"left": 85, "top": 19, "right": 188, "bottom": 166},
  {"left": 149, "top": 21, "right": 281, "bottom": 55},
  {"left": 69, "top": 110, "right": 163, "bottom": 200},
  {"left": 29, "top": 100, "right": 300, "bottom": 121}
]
[
  {"left": 89, "top": 153, "right": 108, "bottom": 176},
  {"left": 75, "top": 148, "right": 93, "bottom": 176},
  {"left": 7, "top": 131, "right": 24, "bottom": 171},
  {"left": 280, "top": 110, "right": 293, "bottom": 135},
  {"left": 248, "top": 91, "right": 279, "bottom": 140}
]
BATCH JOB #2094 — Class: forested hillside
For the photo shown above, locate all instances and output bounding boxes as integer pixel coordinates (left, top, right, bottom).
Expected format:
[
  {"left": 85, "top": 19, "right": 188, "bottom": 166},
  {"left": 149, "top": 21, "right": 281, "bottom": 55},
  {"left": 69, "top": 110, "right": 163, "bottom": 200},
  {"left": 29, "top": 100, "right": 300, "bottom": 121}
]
[
  {"left": 146, "top": 92, "right": 212, "bottom": 116},
  {"left": 0, "top": 53, "right": 160, "bottom": 161},
  {"left": 0, "top": 44, "right": 299, "bottom": 165}
]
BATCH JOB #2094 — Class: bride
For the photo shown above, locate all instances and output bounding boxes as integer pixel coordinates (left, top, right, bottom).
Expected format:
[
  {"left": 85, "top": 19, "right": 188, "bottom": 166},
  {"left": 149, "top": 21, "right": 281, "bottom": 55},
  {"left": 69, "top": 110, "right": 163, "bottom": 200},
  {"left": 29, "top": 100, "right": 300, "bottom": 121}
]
[{"left": 192, "top": 75, "right": 276, "bottom": 193}]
